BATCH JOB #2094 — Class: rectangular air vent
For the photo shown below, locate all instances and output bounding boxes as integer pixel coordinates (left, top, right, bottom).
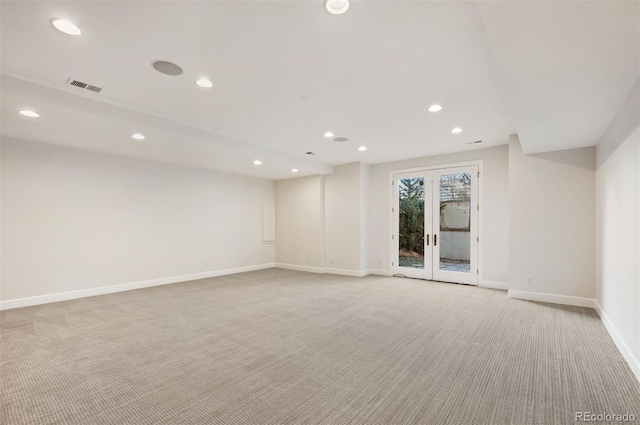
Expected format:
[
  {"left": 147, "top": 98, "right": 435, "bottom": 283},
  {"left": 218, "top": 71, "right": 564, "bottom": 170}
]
[
  {"left": 67, "top": 78, "right": 103, "bottom": 93},
  {"left": 70, "top": 80, "right": 87, "bottom": 89},
  {"left": 85, "top": 85, "right": 102, "bottom": 93}
]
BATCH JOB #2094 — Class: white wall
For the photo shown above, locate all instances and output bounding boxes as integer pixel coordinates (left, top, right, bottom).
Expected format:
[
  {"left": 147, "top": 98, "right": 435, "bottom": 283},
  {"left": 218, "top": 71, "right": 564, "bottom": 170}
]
[
  {"left": 595, "top": 80, "right": 639, "bottom": 379},
  {"left": 508, "top": 135, "right": 595, "bottom": 299},
  {"left": 368, "top": 145, "right": 509, "bottom": 283},
  {"left": 275, "top": 163, "right": 369, "bottom": 275},
  {"left": 275, "top": 175, "right": 325, "bottom": 270},
  {"left": 360, "top": 163, "right": 370, "bottom": 272},
  {"left": 1, "top": 138, "right": 275, "bottom": 302},
  {"left": 325, "top": 163, "right": 365, "bottom": 273}
]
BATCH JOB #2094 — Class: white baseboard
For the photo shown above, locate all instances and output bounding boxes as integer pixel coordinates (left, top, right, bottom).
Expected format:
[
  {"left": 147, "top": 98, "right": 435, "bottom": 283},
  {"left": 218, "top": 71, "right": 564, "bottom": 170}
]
[
  {"left": 0, "top": 263, "right": 276, "bottom": 311},
  {"left": 275, "top": 263, "right": 369, "bottom": 277},
  {"left": 275, "top": 263, "right": 326, "bottom": 273},
  {"left": 508, "top": 289, "right": 595, "bottom": 308},
  {"left": 324, "top": 268, "right": 369, "bottom": 277},
  {"left": 595, "top": 301, "right": 640, "bottom": 383},
  {"left": 368, "top": 269, "right": 393, "bottom": 276},
  {"left": 479, "top": 281, "right": 509, "bottom": 291}
]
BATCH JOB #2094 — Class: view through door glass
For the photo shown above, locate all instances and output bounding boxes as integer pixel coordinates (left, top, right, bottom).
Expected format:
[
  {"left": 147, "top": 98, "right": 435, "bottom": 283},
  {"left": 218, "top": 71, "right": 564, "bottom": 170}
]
[
  {"left": 398, "top": 177, "right": 425, "bottom": 269},
  {"left": 438, "top": 172, "right": 471, "bottom": 273}
]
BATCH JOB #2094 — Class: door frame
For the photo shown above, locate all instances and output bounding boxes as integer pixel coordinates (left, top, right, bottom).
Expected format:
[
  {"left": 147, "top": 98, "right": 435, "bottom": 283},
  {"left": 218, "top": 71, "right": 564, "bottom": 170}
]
[
  {"left": 392, "top": 171, "right": 433, "bottom": 279},
  {"left": 389, "top": 160, "right": 484, "bottom": 284},
  {"left": 431, "top": 165, "right": 479, "bottom": 285}
]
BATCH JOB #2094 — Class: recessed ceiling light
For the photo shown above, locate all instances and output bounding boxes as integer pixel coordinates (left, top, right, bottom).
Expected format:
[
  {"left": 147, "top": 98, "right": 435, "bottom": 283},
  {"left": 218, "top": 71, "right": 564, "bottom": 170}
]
[
  {"left": 195, "top": 78, "right": 213, "bottom": 88},
  {"left": 253, "top": 160, "right": 262, "bottom": 165},
  {"left": 50, "top": 19, "right": 81, "bottom": 36},
  {"left": 451, "top": 127, "right": 463, "bottom": 134},
  {"left": 291, "top": 168, "right": 299, "bottom": 173},
  {"left": 358, "top": 146, "right": 367, "bottom": 151},
  {"left": 19, "top": 110, "right": 40, "bottom": 118},
  {"left": 131, "top": 133, "right": 145, "bottom": 140},
  {"left": 428, "top": 104, "right": 442, "bottom": 112},
  {"left": 325, "top": 0, "right": 350, "bottom": 15},
  {"left": 324, "top": 131, "right": 334, "bottom": 138}
]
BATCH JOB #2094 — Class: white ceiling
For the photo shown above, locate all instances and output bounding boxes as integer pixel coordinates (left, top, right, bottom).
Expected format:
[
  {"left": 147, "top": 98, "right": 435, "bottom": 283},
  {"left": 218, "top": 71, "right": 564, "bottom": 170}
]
[
  {"left": 478, "top": 0, "right": 639, "bottom": 154},
  {"left": 1, "top": 75, "right": 334, "bottom": 180},
  {"left": 1, "top": 1, "right": 638, "bottom": 179}
]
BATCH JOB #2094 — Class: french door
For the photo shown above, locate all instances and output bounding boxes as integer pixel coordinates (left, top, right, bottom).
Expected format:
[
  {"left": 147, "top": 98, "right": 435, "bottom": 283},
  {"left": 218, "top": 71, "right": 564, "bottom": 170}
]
[{"left": 392, "top": 166, "right": 478, "bottom": 285}]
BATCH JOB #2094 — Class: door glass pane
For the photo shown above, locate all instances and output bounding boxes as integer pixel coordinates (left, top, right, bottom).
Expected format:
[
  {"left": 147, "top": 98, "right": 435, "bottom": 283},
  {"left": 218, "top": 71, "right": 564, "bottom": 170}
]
[
  {"left": 438, "top": 173, "right": 471, "bottom": 273},
  {"left": 398, "top": 178, "right": 425, "bottom": 268}
]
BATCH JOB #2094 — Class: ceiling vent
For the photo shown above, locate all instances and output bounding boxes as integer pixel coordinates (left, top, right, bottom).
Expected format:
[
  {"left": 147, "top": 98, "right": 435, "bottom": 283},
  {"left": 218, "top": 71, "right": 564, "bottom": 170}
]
[
  {"left": 67, "top": 78, "right": 103, "bottom": 93},
  {"left": 304, "top": 151, "right": 316, "bottom": 155},
  {"left": 466, "top": 140, "right": 482, "bottom": 145}
]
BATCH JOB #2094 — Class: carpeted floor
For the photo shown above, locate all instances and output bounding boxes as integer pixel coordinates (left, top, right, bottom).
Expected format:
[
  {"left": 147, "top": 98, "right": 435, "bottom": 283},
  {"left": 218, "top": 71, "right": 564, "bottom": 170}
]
[{"left": 1, "top": 269, "right": 639, "bottom": 425}]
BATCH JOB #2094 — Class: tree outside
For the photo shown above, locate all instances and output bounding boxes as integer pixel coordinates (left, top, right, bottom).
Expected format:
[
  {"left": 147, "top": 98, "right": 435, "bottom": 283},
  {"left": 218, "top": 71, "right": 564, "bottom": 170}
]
[{"left": 398, "top": 178, "right": 425, "bottom": 268}]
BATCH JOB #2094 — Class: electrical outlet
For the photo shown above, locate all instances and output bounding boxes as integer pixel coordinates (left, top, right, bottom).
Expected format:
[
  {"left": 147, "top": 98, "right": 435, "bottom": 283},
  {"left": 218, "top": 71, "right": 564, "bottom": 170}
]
[
  {"left": 378, "top": 260, "right": 382, "bottom": 265},
  {"left": 305, "top": 258, "right": 309, "bottom": 263},
  {"left": 206, "top": 261, "right": 211, "bottom": 267},
  {"left": 525, "top": 276, "right": 532, "bottom": 285},
  {"left": 330, "top": 259, "right": 334, "bottom": 265}
]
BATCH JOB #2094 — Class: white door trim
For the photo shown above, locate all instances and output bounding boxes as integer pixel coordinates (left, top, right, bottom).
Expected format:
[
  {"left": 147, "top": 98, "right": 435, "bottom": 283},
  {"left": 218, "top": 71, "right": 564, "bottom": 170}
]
[
  {"left": 389, "top": 160, "right": 484, "bottom": 283},
  {"left": 392, "top": 171, "right": 431, "bottom": 279},
  {"left": 431, "top": 165, "right": 478, "bottom": 285}
]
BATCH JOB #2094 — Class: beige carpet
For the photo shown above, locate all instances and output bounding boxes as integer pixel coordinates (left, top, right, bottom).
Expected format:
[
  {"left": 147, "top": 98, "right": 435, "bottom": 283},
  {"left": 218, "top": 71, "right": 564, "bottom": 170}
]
[{"left": 1, "top": 269, "right": 639, "bottom": 425}]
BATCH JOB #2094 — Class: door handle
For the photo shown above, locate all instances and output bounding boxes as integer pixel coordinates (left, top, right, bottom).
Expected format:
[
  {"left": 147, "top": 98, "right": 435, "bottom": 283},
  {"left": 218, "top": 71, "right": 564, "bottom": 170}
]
[
  {"left": 426, "top": 234, "right": 429, "bottom": 246},
  {"left": 434, "top": 234, "right": 437, "bottom": 246}
]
